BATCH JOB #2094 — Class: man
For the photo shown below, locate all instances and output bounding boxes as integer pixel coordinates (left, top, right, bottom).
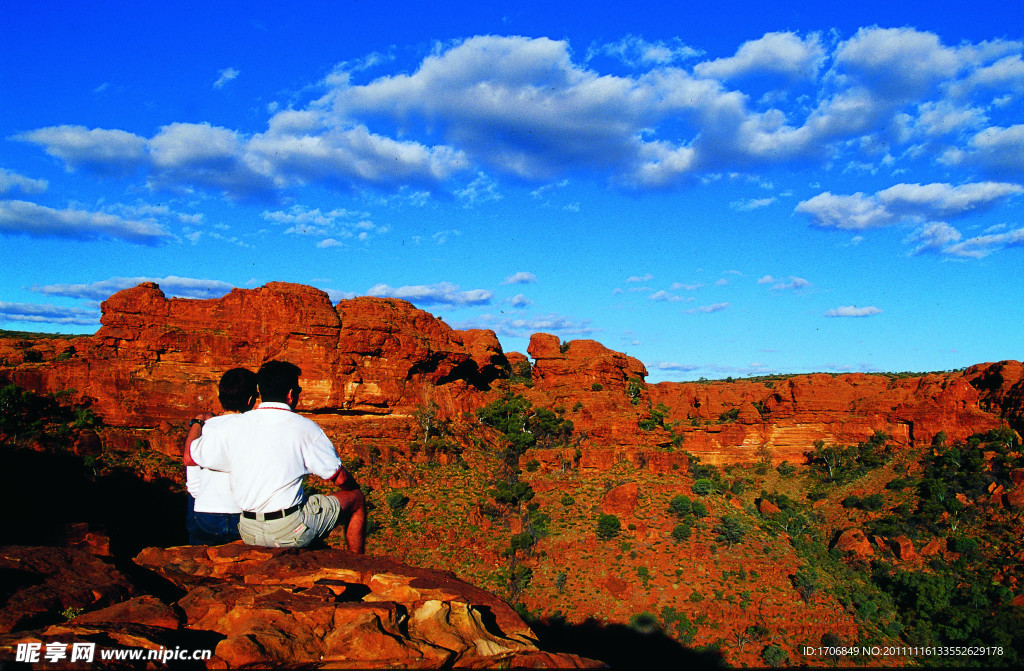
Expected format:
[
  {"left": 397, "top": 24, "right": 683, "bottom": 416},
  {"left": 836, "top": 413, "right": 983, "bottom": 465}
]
[
  {"left": 184, "top": 360, "right": 366, "bottom": 552},
  {"left": 184, "top": 367, "right": 257, "bottom": 545}
]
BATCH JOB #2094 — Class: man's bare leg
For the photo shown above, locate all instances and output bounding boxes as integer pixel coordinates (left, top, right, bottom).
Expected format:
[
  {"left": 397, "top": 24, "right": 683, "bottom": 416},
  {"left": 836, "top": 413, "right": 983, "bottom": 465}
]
[{"left": 331, "top": 487, "right": 366, "bottom": 554}]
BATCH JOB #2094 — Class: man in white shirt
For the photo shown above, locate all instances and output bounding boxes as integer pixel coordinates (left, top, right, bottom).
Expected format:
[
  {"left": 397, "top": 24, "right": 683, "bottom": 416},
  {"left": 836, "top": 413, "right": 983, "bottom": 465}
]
[{"left": 184, "top": 361, "right": 366, "bottom": 553}]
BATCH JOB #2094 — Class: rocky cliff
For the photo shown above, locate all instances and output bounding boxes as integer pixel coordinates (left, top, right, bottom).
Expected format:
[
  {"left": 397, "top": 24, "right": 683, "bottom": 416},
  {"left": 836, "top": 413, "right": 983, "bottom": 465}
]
[{"left": 1, "top": 281, "right": 1021, "bottom": 467}]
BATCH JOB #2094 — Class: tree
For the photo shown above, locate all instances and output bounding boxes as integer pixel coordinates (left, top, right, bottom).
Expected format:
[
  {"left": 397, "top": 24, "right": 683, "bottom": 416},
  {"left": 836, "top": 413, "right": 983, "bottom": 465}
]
[
  {"left": 669, "top": 494, "right": 692, "bottom": 517},
  {"left": 597, "top": 513, "right": 621, "bottom": 540},
  {"left": 714, "top": 514, "right": 750, "bottom": 547}
]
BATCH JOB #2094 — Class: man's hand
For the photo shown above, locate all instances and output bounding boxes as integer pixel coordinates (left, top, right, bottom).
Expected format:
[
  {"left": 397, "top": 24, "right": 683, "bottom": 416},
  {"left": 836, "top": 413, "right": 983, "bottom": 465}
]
[{"left": 183, "top": 412, "right": 215, "bottom": 466}]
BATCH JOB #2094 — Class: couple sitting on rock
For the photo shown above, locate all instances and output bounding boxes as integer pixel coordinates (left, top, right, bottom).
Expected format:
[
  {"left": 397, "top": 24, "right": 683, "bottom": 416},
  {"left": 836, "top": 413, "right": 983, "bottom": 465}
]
[{"left": 183, "top": 361, "right": 366, "bottom": 553}]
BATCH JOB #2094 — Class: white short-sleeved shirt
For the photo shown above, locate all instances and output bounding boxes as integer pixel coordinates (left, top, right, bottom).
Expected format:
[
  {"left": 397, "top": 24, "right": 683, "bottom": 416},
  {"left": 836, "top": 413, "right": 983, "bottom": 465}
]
[
  {"left": 189, "top": 402, "right": 342, "bottom": 513},
  {"left": 185, "top": 414, "right": 243, "bottom": 514}
]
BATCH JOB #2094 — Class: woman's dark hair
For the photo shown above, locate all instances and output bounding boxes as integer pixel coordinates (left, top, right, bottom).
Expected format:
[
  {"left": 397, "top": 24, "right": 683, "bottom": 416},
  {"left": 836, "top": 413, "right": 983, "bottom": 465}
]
[
  {"left": 218, "top": 368, "right": 258, "bottom": 412},
  {"left": 256, "top": 360, "right": 301, "bottom": 403}
]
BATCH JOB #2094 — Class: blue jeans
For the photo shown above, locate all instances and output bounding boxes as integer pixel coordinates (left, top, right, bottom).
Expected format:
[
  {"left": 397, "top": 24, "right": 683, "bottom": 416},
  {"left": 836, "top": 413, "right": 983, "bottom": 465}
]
[{"left": 186, "top": 494, "right": 241, "bottom": 545}]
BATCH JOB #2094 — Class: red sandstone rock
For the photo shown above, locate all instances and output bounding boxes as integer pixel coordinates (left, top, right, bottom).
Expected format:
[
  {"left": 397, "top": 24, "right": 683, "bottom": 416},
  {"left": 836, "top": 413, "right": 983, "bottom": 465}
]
[
  {"left": 832, "top": 529, "right": 874, "bottom": 559},
  {"left": 892, "top": 536, "right": 916, "bottom": 561},
  {"left": 600, "top": 482, "right": 639, "bottom": 517},
  {"left": 131, "top": 544, "right": 599, "bottom": 669},
  {"left": 757, "top": 499, "right": 781, "bottom": 516}
]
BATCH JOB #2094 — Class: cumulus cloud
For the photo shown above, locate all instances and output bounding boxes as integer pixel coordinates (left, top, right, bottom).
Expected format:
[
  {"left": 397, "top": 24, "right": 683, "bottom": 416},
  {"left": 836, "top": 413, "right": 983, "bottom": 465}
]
[
  {"left": 506, "top": 294, "right": 532, "bottom": 308},
  {"left": 366, "top": 282, "right": 492, "bottom": 306},
  {"left": 14, "top": 30, "right": 1024, "bottom": 195},
  {"left": 32, "top": 276, "right": 234, "bottom": 301},
  {"left": 694, "top": 31, "right": 825, "bottom": 82},
  {"left": 657, "top": 362, "right": 700, "bottom": 372},
  {"left": 796, "top": 181, "right": 1023, "bottom": 231},
  {"left": 824, "top": 305, "right": 882, "bottom": 317},
  {"left": 503, "top": 272, "right": 537, "bottom": 285},
  {"left": 0, "top": 168, "right": 47, "bottom": 195},
  {"left": 0, "top": 301, "right": 100, "bottom": 326},
  {"left": 0, "top": 200, "right": 172, "bottom": 244}
]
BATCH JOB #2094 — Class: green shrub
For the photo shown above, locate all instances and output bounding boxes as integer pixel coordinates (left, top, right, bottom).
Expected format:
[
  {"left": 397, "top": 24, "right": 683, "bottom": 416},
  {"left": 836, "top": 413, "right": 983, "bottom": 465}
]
[
  {"left": 671, "top": 521, "right": 693, "bottom": 542},
  {"left": 669, "top": 494, "right": 692, "bottom": 517},
  {"left": 692, "top": 478, "right": 716, "bottom": 496},
  {"left": 596, "top": 513, "right": 621, "bottom": 540},
  {"left": 761, "top": 644, "right": 789, "bottom": 667}
]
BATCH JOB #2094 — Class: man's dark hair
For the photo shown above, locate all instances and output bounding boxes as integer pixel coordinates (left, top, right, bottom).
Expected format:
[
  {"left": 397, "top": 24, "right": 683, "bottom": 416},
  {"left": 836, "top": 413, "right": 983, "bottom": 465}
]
[
  {"left": 257, "top": 360, "right": 302, "bottom": 403},
  {"left": 218, "top": 368, "right": 258, "bottom": 412}
]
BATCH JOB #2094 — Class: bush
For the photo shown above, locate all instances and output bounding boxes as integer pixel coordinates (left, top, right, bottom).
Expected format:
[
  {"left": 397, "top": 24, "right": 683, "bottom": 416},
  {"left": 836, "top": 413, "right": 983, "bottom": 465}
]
[
  {"left": 692, "top": 479, "right": 716, "bottom": 496},
  {"left": 776, "top": 461, "right": 797, "bottom": 476},
  {"left": 761, "top": 644, "right": 789, "bottom": 668},
  {"left": 690, "top": 500, "right": 709, "bottom": 518},
  {"left": 671, "top": 521, "right": 693, "bottom": 542},
  {"left": 714, "top": 514, "right": 751, "bottom": 546},
  {"left": 596, "top": 514, "right": 621, "bottom": 540},
  {"left": 669, "top": 494, "right": 692, "bottom": 517},
  {"left": 860, "top": 493, "right": 884, "bottom": 511},
  {"left": 385, "top": 491, "right": 409, "bottom": 514}
]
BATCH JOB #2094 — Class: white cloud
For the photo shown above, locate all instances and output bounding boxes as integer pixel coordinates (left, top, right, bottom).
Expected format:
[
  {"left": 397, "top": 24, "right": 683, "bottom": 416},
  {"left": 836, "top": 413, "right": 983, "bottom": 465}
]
[
  {"left": 0, "top": 200, "right": 172, "bottom": 244},
  {"left": 590, "top": 35, "right": 702, "bottom": 68},
  {"left": 694, "top": 31, "right": 824, "bottom": 82},
  {"left": 824, "top": 305, "right": 883, "bottom": 317},
  {"left": 730, "top": 197, "right": 776, "bottom": 211},
  {"left": 0, "top": 301, "right": 100, "bottom": 326},
  {"left": 942, "top": 226, "right": 1024, "bottom": 258},
  {"left": 14, "top": 30, "right": 1024, "bottom": 196},
  {"left": 32, "top": 276, "right": 234, "bottom": 301},
  {"left": 466, "top": 312, "right": 598, "bottom": 338},
  {"left": 905, "top": 222, "right": 963, "bottom": 255},
  {"left": 627, "top": 273, "right": 654, "bottom": 283},
  {"left": 0, "top": 168, "right": 47, "bottom": 195},
  {"left": 366, "top": 282, "right": 492, "bottom": 306},
  {"left": 688, "top": 302, "right": 729, "bottom": 313},
  {"left": 657, "top": 361, "right": 700, "bottom": 372},
  {"left": 796, "top": 181, "right": 1023, "bottom": 231},
  {"left": 648, "top": 290, "right": 687, "bottom": 302},
  {"left": 455, "top": 172, "right": 503, "bottom": 206},
  {"left": 213, "top": 67, "right": 240, "bottom": 89},
  {"left": 758, "top": 275, "right": 811, "bottom": 290},
  {"left": 507, "top": 294, "right": 532, "bottom": 308},
  {"left": 262, "top": 205, "right": 386, "bottom": 242},
  {"left": 317, "top": 238, "right": 343, "bottom": 248},
  {"left": 503, "top": 272, "right": 537, "bottom": 285}
]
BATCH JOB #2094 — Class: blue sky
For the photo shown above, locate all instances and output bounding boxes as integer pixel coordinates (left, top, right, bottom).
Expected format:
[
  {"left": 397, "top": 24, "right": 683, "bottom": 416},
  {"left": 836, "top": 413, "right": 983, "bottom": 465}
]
[{"left": 2, "top": 0, "right": 1022, "bottom": 381}]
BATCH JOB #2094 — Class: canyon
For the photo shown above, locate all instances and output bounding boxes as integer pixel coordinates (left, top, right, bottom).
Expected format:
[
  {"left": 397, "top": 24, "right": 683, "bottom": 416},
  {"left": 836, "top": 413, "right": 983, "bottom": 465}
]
[{"left": 1, "top": 281, "right": 1022, "bottom": 668}]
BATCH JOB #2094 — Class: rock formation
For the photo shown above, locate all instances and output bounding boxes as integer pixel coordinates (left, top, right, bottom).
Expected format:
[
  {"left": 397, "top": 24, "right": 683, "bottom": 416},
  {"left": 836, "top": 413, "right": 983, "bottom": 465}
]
[
  {"left": 0, "top": 538, "right": 601, "bottom": 669},
  {"left": 1, "top": 281, "right": 1021, "bottom": 469}
]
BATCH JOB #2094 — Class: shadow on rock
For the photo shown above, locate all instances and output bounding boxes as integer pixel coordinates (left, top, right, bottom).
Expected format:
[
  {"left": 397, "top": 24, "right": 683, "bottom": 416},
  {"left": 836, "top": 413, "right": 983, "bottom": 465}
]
[
  {"left": 529, "top": 616, "right": 727, "bottom": 670},
  {"left": 0, "top": 443, "right": 187, "bottom": 557}
]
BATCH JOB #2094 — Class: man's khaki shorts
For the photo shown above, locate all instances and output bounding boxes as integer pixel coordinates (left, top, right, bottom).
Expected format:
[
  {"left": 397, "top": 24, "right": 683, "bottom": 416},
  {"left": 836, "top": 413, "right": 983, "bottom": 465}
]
[{"left": 238, "top": 494, "right": 341, "bottom": 548}]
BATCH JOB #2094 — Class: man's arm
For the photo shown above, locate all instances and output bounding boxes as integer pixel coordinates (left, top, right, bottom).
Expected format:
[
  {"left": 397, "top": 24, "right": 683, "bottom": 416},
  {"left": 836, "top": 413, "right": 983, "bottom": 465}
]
[
  {"left": 182, "top": 413, "right": 214, "bottom": 467},
  {"left": 329, "top": 465, "right": 359, "bottom": 490}
]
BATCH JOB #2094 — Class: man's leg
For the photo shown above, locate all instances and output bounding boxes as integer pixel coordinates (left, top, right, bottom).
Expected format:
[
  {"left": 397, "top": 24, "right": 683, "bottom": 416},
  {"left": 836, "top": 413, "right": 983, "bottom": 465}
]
[{"left": 331, "top": 487, "right": 366, "bottom": 554}]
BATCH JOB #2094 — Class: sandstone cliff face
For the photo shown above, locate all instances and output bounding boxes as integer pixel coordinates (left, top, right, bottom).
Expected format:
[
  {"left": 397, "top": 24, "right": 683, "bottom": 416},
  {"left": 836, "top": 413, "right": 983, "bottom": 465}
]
[
  {"left": 2, "top": 283, "right": 506, "bottom": 458},
  {"left": 1, "top": 281, "right": 1020, "bottom": 467}
]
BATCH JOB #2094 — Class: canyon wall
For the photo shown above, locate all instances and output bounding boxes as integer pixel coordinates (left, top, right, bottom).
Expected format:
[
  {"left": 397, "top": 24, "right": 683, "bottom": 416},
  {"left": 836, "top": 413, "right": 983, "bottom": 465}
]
[{"left": 1, "top": 281, "right": 1021, "bottom": 466}]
